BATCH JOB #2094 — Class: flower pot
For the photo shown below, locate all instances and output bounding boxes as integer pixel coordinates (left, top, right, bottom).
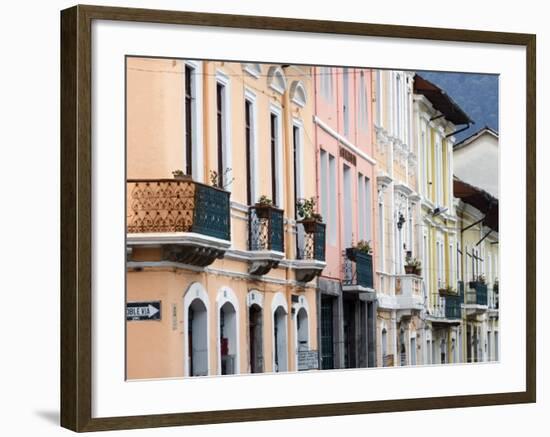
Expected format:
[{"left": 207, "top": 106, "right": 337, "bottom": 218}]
[
  {"left": 299, "top": 218, "right": 319, "bottom": 233},
  {"left": 254, "top": 203, "right": 272, "bottom": 219},
  {"left": 414, "top": 268, "right": 422, "bottom": 276},
  {"left": 405, "top": 265, "right": 415, "bottom": 275}
]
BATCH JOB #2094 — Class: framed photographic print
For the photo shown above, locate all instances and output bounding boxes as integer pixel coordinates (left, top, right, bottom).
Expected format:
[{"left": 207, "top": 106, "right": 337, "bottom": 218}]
[{"left": 60, "top": 4, "right": 536, "bottom": 432}]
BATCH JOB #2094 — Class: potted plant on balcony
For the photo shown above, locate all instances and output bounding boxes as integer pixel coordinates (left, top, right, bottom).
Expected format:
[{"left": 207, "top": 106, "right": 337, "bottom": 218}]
[
  {"left": 296, "top": 197, "right": 323, "bottom": 233},
  {"left": 469, "top": 274, "right": 486, "bottom": 289},
  {"left": 438, "top": 284, "right": 456, "bottom": 295},
  {"left": 346, "top": 240, "right": 372, "bottom": 261},
  {"left": 172, "top": 169, "right": 192, "bottom": 180},
  {"left": 254, "top": 195, "right": 274, "bottom": 219},
  {"left": 404, "top": 256, "right": 421, "bottom": 275}
]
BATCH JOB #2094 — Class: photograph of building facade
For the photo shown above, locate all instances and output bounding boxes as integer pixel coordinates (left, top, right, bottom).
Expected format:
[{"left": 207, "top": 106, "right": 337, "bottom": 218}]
[{"left": 125, "top": 58, "right": 499, "bottom": 379}]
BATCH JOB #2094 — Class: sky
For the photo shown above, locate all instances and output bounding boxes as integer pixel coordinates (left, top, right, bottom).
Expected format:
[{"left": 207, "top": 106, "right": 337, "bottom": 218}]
[{"left": 417, "top": 71, "right": 499, "bottom": 142}]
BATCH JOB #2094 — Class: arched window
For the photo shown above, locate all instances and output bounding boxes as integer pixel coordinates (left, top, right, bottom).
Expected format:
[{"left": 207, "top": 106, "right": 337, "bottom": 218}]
[
  {"left": 290, "top": 80, "right": 307, "bottom": 108},
  {"left": 381, "top": 327, "right": 388, "bottom": 366},
  {"left": 267, "top": 66, "right": 287, "bottom": 95},
  {"left": 242, "top": 63, "right": 261, "bottom": 78},
  {"left": 217, "top": 287, "right": 240, "bottom": 375},
  {"left": 183, "top": 283, "right": 210, "bottom": 377},
  {"left": 271, "top": 292, "right": 288, "bottom": 372},
  {"left": 247, "top": 290, "right": 264, "bottom": 373}
]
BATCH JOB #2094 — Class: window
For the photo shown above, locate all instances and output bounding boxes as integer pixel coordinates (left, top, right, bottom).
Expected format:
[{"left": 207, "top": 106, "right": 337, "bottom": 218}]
[
  {"left": 358, "top": 71, "right": 369, "bottom": 131},
  {"left": 320, "top": 150, "right": 328, "bottom": 227},
  {"left": 184, "top": 64, "right": 193, "bottom": 176},
  {"left": 320, "top": 67, "right": 333, "bottom": 101},
  {"left": 270, "top": 112, "right": 282, "bottom": 206},
  {"left": 378, "top": 197, "right": 385, "bottom": 271},
  {"left": 421, "top": 128, "right": 428, "bottom": 195},
  {"left": 376, "top": 70, "right": 382, "bottom": 126},
  {"left": 216, "top": 83, "right": 225, "bottom": 189},
  {"left": 245, "top": 99, "right": 253, "bottom": 205},
  {"left": 364, "top": 177, "right": 372, "bottom": 241},
  {"left": 293, "top": 123, "right": 304, "bottom": 217},
  {"left": 328, "top": 153, "right": 337, "bottom": 244},
  {"left": 343, "top": 164, "right": 353, "bottom": 248},
  {"left": 436, "top": 140, "right": 443, "bottom": 205},
  {"left": 396, "top": 75, "right": 402, "bottom": 138},
  {"left": 343, "top": 68, "right": 349, "bottom": 136},
  {"left": 358, "top": 174, "right": 365, "bottom": 240}
]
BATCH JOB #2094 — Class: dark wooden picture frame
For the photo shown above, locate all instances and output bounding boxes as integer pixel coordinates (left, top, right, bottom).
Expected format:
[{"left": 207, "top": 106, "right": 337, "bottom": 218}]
[{"left": 60, "top": 4, "right": 536, "bottom": 432}]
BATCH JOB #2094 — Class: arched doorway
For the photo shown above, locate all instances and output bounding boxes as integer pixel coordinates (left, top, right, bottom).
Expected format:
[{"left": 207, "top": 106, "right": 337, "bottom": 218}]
[
  {"left": 296, "top": 308, "right": 309, "bottom": 352},
  {"left": 381, "top": 328, "right": 388, "bottom": 366},
  {"left": 188, "top": 298, "right": 208, "bottom": 377},
  {"left": 249, "top": 304, "right": 263, "bottom": 373},
  {"left": 219, "top": 301, "right": 237, "bottom": 375},
  {"left": 273, "top": 306, "right": 288, "bottom": 372}
]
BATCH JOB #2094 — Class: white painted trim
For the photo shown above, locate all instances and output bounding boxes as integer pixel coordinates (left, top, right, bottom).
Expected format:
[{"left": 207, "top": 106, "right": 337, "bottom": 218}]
[
  {"left": 271, "top": 292, "right": 289, "bottom": 372},
  {"left": 216, "top": 286, "right": 240, "bottom": 375},
  {"left": 126, "top": 232, "right": 231, "bottom": 248},
  {"left": 183, "top": 282, "right": 210, "bottom": 377},
  {"left": 270, "top": 103, "right": 284, "bottom": 207},
  {"left": 292, "top": 117, "right": 305, "bottom": 204},
  {"left": 290, "top": 80, "right": 307, "bottom": 108},
  {"left": 216, "top": 69, "right": 233, "bottom": 192},
  {"left": 267, "top": 66, "right": 287, "bottom": 95},
  {"left": 247, "top": 289, "right": 264, "bottom": 308},
  {"left": 314, "top": 115, "right": 377, "bottom": 165},
  {"left": 244, "top": 88, "right": 259, "bottom": 203},
  {"left": 183, "top": 60, "right": 204, "bottom": 183},
  {"left": 293, "top": 295, "right": 311, "bottom": 369},
  {"left": 242, "top": 63, "right": 261, "bottom": 78}
]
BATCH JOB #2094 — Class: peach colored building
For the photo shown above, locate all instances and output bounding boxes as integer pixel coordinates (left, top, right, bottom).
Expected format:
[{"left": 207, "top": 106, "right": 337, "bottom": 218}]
[
  {"left": 314, "top": 66, "right": 378, "bottom": 369},
  {"left": 126, "top": 58, "right": 325, "bottom": 379}
]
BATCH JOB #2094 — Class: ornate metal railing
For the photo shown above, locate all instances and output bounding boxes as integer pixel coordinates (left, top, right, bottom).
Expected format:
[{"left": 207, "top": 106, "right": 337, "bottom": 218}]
[
  {"left": 296, "top": 222, "right": 326, "bottom": 261},
  {"left": 466, "top": 281, "right": 488, "bottom": 306},
  {"left": 248, "top": 206, "right": 284, "bottom": 252},
  {"left": 343, "top": 249, "right": 374, "bottom": 289},
  {"left": 444, "top": 293, "right": 462, "bottom": 319},
  {"left": 127, "top": 179, "right": 230, "bottom": 240}
]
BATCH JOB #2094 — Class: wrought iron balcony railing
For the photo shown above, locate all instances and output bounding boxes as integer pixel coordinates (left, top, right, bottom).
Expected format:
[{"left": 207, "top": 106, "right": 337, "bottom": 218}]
[
  {"left": 466, "top": 281, "right": 488, "bottom": 306},
  {"left": 296, "top": 221, "right": 326, "bottom": 262},
  {"left": 343, "top": 249, "right": 374, "bottom": 289},
  {"left": 444, "top": 293, "right": 462, "bottom": 319},
  {"left": 248, "top": 205, "right": 284, "bottom": 252},
  {"left": 127, "top": 179, "right": 231, "bottom": 240}
]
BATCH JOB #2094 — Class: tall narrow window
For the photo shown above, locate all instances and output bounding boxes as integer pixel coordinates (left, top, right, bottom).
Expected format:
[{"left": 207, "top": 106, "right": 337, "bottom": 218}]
[
  {"left": 376, "top": 70, "right": 382, "bottom": 126},
  {"left": 320, "top": 67, "right": 333, "bottom": 101},
  {"left": 343, "top": 165, "right": 353, "bottom": 248},
  {"left": 343, "top": 68, "right": 349, "bottom": 136},
  {"left": 293, "top": 125, "right": 302, "bottom": 218},
  {"left": 270, "top": 113, "right": 278, "bottom": 205},
  {"left": 359, "top": 71, "right": 368, "bottom": 131},
  {"left": 396, "top": 75, "right": 402, "bottom": 138},
  {"left": 328, "top": 154, "right": 337, "bottom": 244},
  {"left": 364, "top": 177, "right": 372, "bottom": 241},
  {"left": 184, "top": 65, "right": 193, "bottom": 176},
  {"left": 357, "top": 174, "right": 365, "bottom": 240},
  {"left": 216, "top": 83, "right": 225, "bottom": 189},
  {"left": 320, "top": 150, "right": 328, "bottom": 228},
  {"left": 378, "top": 199, "right": 384, "bottom": 271},
  {"left": 245, "top": 99, "right": 253, "bottom": 204}
]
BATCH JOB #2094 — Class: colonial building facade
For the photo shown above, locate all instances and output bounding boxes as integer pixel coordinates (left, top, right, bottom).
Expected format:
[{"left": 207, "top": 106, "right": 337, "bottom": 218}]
[
  {"left": 125, "top": 60, "right": 499, "bottom": 379},
  {"left": 126, "top": 59, "right": 326, "bottom": 379}
]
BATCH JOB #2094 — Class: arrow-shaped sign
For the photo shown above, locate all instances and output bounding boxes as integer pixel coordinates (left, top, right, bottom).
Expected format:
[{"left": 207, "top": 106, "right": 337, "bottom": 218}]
[{"left": 126, "top": 301, "right": 161, "bottom": 321}]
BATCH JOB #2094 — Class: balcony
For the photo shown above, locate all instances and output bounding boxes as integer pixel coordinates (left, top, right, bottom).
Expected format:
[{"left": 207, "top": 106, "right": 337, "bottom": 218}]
[
  {"left": 126, "top": 178, "right": 231, "bottom": 267},
  {"left": 294, "top": 221, "right": 327, "bottom": 283},
  {"left": 343, "top": 249, "right": 374, "bottom": 293},
  {"left": 394, "top": 274, "right": 424, "bottom": 312},
  {"left": 247, "top": 205, "right": 285, "bottom": 275},
  {"left": 429, "top": 289, "right": 462, "bottom": 325},
  {"left": 465, "top": 281, "right": 488, "bottom": 306}
]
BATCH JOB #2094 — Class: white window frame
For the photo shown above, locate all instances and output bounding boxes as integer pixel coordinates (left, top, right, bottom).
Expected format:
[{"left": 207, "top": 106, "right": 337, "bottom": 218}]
[
  {"left": 328, "top": 153, "right": 337, "bottom": 245},
  {"left": 183, "top": 60, "right": 204, "bottom": 182},
  {"left": 269, "top": 103, "right": 284, "bottom": 207},
  {"left": 216, "top": 70, "right": 233, "bottom": 192},
  {"left": 216, "top": 287, "right": 241, "bottom": 375},
  {"left": 244, "top": 88, "right": 259, "bottom": 204},
  {"left": 292, "top": 118, "right": 305, "bottom": 205}
]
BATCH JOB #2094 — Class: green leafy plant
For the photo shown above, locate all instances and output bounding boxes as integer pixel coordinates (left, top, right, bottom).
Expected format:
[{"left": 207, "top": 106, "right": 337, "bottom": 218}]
[
  {"left": 354, "top": 240, "right": 372, "bottom": 254},
  {"left": 476, "top": 274, "right": 486, "bottom": 284},
  {"left": 296, "top": 197, "right": 322, "bottom": 221},
  {"left": 209, "top": 168, "right": 234, "bottom": 189},
  {"left": 172, "top": 169, "right": 190, "bottom": 178},
  {"left": 256, "top": 195, "right": 273, "bottom": 206}
]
